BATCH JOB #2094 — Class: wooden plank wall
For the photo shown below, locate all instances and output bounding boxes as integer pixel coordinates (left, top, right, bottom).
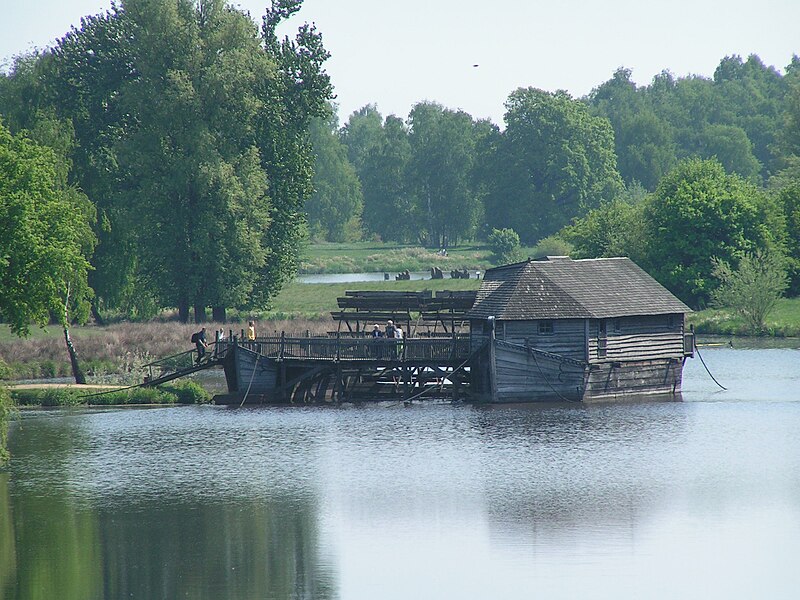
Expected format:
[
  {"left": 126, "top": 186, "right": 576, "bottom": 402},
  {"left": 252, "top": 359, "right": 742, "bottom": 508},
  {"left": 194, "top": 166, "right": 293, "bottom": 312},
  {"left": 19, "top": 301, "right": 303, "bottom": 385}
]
[
  {"left": 493, "top": 342, "right": 585, "bottom": 401},
  {"left": 587, "top": 314, "right": 685, "bottom": 363},
  {"left": 503, "top": 320, "right": 586, "bottom": 360},
  {"left": 584, "top": 359, "right": 683, "bottom": 400}
]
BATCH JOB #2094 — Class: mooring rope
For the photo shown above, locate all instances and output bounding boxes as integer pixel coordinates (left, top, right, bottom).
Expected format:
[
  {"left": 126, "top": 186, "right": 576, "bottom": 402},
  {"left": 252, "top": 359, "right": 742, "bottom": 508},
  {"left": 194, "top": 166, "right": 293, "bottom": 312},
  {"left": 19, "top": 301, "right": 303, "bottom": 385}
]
[
  {"left": 528, "top": 348, "right": 580, "bottom": 402},
  {"left": 694, "top": 339, "right": 727, "bottom": 390},
  {"left": 238, "top": 352, "right": 260, "bottom": 407}
]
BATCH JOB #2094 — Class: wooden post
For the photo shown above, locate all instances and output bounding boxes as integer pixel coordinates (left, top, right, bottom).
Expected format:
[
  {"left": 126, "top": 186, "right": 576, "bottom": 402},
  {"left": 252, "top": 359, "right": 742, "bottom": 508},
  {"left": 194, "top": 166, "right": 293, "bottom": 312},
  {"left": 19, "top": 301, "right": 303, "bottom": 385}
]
[
  {"left": 335, "top": 363, "right": 343, "bottom": 403},
  {"left": 489, "top": 317, "right": 498, "bottom": 401},
  {"left": 279, "top": 331, "right": 287, "bottom": 402}
]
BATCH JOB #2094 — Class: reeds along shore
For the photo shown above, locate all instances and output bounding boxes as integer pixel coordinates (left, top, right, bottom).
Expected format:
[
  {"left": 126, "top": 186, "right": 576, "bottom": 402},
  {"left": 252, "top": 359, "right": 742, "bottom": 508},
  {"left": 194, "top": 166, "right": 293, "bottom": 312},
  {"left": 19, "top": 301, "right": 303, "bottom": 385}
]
[{"left": 0, "top": 318, "right": 332, "bottom": 381}]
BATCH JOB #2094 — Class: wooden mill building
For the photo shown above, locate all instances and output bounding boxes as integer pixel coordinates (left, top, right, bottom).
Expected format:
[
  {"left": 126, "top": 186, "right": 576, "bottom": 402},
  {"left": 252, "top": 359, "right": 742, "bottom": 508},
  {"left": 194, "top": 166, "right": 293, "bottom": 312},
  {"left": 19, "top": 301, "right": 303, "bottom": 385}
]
[
  {"left": 467, "top": 256, "right": 695, "bottom": 402},
  {"left": 151, "top": 256, "right": 696, "bottom": 404}
]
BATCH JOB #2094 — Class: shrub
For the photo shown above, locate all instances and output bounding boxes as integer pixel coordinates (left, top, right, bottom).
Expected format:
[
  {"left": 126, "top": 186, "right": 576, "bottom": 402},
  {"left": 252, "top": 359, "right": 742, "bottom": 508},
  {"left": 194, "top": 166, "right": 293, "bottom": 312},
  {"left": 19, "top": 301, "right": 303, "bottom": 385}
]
[
  {"left": 39, "top": 388, "right": 82, "bottom": 406},
  {"left": 10, "top": 388, "right": 83, "bottom": 407},
  {"left": 531, "top": 235, "right": 574, "bottom": 259},
  {"left": 487, "top": 228, "right": 522, "bottom": 264},
  {"left": 161, "top": 380, "right": 210, "bottom": 404},
  {"left": 711, "top": 250, "right": 789, "bottom": 334},
  {"left": 0, "top": 358, "right": 11, "bottom": 380},
  {"left": 39, "top": 360, "right": 59, "bottom": 378}
]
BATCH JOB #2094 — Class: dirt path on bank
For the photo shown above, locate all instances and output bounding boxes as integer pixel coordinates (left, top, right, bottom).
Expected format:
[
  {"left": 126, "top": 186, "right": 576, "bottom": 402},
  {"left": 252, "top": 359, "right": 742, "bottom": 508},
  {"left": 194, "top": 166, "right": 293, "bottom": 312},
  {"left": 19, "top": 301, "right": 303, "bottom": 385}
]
[{"left": 8, "top": 383, "right": 125, "bottom": 390}]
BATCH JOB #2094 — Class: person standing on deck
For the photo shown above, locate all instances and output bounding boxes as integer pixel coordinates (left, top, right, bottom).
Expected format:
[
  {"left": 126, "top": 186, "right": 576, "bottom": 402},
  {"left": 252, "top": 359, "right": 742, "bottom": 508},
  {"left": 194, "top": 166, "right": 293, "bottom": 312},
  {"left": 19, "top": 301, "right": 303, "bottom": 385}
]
[
  {"left": 371, "top": 324, "right": 383, "bottom": 358},
  {"left": 194, "top": 327, "right": 208, "bottom": 364},
  {"left": 215, "top": 328, "right": 225, "bottom": 358},
  {"left": 247, "top": 321, "right": 256, "bottom": 342},
  {"left": 395, "top": 324, "right": 404, "bottom": 359}
]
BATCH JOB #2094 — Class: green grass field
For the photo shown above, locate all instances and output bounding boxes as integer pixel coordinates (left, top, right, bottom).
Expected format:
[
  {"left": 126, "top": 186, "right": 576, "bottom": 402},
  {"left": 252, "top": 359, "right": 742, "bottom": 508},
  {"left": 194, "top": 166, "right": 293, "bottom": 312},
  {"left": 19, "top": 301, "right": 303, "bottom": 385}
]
[
  {"left": 298, "top": 241, "right": 546, "bottom": 275},
  {"left": 688, "top": 297, "right": 800, "bottom": 337},
  {"left": 299, "top": 242, "right": 493, "bottom": 274}
]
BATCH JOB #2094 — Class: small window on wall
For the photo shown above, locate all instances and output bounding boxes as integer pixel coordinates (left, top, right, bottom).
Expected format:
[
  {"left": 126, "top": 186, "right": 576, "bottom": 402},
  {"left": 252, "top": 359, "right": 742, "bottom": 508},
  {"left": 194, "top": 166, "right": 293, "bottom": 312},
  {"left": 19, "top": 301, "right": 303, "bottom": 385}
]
[
  {"left": 613, "top": 319, "right": 621, "bottom": 333},
  {"left": 538, "top": 320, "right": 554, "bottom": 335}
]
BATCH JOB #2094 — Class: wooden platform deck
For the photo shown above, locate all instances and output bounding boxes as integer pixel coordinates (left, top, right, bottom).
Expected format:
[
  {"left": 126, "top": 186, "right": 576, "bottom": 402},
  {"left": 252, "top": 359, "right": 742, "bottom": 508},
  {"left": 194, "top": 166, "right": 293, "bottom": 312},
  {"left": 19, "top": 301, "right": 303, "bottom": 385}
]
[{"left": 215, "top": 335, "right": 480, "bottom": 404}]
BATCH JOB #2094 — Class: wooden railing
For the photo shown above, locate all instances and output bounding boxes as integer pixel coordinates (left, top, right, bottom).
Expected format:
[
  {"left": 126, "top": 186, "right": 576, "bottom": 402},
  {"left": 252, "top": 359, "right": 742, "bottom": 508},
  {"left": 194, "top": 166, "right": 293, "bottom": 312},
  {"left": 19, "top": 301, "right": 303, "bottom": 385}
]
[
  {"left": 223, "top": 334, "right": 471, "bottom": 363},
  {"left": 141, "top": 341, "right": 228, "bottom": 381}
]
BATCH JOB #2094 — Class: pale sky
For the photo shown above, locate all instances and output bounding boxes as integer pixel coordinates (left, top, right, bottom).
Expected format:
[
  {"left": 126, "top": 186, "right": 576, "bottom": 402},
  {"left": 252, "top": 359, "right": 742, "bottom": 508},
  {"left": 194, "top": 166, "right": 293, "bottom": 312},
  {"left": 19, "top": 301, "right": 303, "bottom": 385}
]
[{"left": 2, "top": 0, "right": 799, "bottom": 126}]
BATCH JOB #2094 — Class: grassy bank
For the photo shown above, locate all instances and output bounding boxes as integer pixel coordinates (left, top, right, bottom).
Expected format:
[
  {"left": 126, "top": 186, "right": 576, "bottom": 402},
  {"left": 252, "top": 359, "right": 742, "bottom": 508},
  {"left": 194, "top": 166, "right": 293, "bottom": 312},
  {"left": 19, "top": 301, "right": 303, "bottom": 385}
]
[
  {"left": 9, "top": 380, "right": 209, "bottom": 406},
  {"left": 688, "top": 297, "right": 800, "bottom": 337}
]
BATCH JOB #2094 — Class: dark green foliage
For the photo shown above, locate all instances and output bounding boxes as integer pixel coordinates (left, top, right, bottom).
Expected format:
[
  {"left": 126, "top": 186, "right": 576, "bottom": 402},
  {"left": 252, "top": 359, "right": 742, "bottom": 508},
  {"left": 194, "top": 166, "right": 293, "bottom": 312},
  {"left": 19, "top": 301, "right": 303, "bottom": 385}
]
[
  {"left": 306, "top": 110, "right": 363, "bottom": 241},
  {"left": 588, "top": 55, "right": 791, "bottom": 187},
  {"left": 588, "top": 68, "right": 677, "bottom": 190},
  {"left": 770, "top": 178, "right": 800, "bottom": 295},
  {"left": 354, "top": 113, "right": 415, "bottom": 243},
  {"left": 561, "top": 193, "right": 647, "bottom": 262},
  {"left": 160, "top": 380, "right": 211, "bottom": 404},
  {"left": 406, "top": 102, "right": 482, "bottom": 247},
  {"left": 485, "top": 88, "right": 623, "bottom": 244},
  {"left": 0, "top": 122, "right": 96, "bottom": 336},
  {"left": 642, "top": 158, "right": 772, "bottom": 306},
  {"left": 0, "top": 0, "right": 332, "bottom": 321}
]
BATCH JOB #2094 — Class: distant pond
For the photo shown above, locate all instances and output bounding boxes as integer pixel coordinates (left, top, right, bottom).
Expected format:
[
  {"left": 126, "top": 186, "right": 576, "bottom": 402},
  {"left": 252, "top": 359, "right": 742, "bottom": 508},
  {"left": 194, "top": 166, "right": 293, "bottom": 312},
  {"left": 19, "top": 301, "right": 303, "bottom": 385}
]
[{"left": 296, "top": 271, "right": 431, "bottom": 283}]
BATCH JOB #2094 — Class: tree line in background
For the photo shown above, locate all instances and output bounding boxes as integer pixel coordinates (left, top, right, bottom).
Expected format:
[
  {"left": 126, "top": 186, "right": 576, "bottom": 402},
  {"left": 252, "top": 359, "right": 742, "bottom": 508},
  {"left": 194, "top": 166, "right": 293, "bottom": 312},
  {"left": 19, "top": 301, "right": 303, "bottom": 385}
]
[
  {"left": 0, "top": 0, "right": 331, "bottom": 330},
  {"left": 307, "top": 54, "right": 800, "bottom": 311},
  {"left": 2, "top": 3, "right": 800, "bottom": 333}
]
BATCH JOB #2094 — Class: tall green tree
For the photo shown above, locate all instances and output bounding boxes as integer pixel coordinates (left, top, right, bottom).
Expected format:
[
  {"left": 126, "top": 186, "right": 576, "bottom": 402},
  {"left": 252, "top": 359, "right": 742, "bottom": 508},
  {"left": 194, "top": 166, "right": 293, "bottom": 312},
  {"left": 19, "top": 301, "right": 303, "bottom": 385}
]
[
  {"left": 19, "top": 0, "right": 332, "bottom": 321},
  {"left": 358, "top": 114, "right": 414, "bottom": 242},
  {"left": 306, "top": 109, "right": 363, "bottom": 242},
  {"left": 407, "top": 102, "right": 481, "bottom": 247},
  {"left": 588, "top": 68, "right": 677, "bottom": 190},
  {"left": 42, "top": 8, "right": 142, "bottom": 319},
  {"left": 340, "top": 104, "right": 386, "bottom": 176},
  {"left": 643, "top": 158, "right": 773, "bottom": 306},
  {"left": 111, "top": 0, "right": 275, "bottom": 322},
  {"left": 486, "top": 88, "right": 623, "bottom": 244},
  {"left": 769, "top": 179, "right": 800, "bottom": 295},
  {"left": 0, "top": 121, "right": 95, "bottom": 336},
  {"left": 251, "top": 0, "right": 333, "bottom": 308}
]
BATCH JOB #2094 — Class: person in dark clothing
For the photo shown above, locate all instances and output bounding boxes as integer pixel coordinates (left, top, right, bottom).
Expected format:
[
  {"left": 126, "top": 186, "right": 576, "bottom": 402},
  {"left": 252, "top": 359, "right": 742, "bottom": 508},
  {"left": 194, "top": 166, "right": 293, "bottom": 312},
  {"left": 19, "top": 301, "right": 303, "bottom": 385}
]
[
  {"left": 194, "top": 327, "right": 208, "bottom": 364},
  {"left": 371, "top": 324, "right": 384, "bottom": 357}
]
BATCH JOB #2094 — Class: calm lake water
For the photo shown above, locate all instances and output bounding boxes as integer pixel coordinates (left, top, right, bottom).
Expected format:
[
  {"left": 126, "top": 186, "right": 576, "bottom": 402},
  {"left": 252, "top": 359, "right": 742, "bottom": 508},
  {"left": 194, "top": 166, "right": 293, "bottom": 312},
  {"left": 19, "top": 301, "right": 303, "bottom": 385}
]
[{"left": 3, "top": 342, "right": 800, "bottom": 599}]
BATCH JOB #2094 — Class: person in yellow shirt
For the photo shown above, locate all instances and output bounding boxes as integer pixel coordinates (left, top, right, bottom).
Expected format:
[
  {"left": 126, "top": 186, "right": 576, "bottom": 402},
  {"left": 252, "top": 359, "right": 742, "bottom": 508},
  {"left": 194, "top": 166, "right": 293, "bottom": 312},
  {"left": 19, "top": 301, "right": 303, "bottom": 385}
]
[{"left": 247, "top": 320, "right": 256, "bottom": 341}]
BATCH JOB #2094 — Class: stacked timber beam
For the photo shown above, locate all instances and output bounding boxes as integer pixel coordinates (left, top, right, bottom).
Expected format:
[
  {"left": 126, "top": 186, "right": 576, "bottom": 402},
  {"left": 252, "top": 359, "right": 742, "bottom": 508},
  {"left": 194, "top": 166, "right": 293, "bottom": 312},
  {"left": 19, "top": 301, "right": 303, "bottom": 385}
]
[{"left": 332, "top": 289, "right": 477, "bottom": 335}]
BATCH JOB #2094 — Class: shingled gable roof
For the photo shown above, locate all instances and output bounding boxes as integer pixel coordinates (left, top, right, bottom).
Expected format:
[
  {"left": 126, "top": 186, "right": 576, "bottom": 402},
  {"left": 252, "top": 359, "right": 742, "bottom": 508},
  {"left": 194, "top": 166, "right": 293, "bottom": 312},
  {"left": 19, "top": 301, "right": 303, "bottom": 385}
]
[{"left": 467, "top": 256, "right": 691, "bottom": 320}]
